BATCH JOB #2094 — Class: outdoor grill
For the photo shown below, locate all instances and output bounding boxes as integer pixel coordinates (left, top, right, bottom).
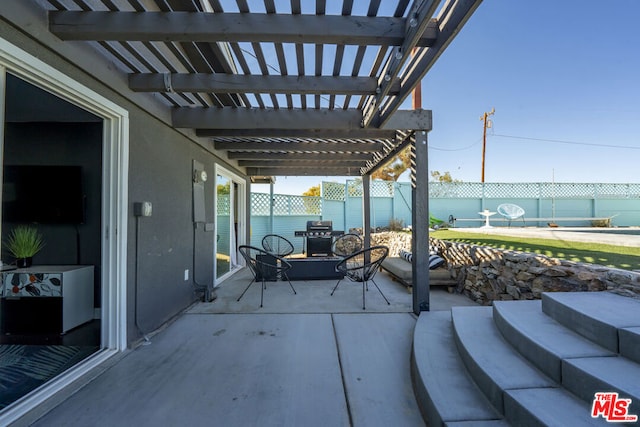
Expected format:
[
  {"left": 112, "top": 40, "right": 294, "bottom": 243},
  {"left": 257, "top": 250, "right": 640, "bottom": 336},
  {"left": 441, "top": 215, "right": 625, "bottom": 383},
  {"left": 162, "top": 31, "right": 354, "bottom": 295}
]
[{"left": 306, "top": 220, "right": 334, "bottom": 257}]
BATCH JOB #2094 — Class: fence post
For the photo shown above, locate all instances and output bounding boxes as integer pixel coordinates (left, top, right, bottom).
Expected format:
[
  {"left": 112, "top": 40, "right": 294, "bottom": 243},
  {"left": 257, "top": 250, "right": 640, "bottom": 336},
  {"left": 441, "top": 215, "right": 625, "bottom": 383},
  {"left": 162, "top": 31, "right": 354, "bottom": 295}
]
[
  {"left": 362, "top": 175, "right": 371, "bottom": 249},
  {"left": 342, "top": 182, "right": 347, "bottom": 232},
  {"left": 269, "top": 181, "right": 274, "bottom": 235},
  {"left": 592, "top": 183, "right": 598, "bottom": 218},
  {"left": 481, "top": 182, "right": 486, "bottom": 211}
]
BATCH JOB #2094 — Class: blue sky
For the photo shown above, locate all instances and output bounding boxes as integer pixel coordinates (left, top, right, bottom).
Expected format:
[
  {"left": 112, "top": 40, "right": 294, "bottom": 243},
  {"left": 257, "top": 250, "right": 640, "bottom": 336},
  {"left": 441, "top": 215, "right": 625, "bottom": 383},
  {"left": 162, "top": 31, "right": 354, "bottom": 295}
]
[{"left": 251, "top": 0, "right": 640, "bottom": 195}]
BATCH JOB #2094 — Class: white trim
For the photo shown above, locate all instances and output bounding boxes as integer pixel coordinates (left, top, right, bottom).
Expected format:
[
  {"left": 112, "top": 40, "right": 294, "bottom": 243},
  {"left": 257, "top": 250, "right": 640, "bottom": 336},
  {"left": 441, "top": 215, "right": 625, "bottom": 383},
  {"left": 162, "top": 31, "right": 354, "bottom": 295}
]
[
  {"left": 214, "top": 164, "right": 247, "bottom": 284},
  {"left": 0, "top": 38, "right": 128, "bottom": 424},
  {"left": 0, "top": 65, "right": 6, "bottom": 241}
]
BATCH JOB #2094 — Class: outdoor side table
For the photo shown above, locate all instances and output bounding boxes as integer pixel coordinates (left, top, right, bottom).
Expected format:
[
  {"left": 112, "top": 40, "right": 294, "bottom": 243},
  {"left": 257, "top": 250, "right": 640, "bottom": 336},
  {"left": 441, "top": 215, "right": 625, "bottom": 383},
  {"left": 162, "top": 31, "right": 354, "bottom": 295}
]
[{"left": 478, "top": 210, "right": 496, "bottom": 228}]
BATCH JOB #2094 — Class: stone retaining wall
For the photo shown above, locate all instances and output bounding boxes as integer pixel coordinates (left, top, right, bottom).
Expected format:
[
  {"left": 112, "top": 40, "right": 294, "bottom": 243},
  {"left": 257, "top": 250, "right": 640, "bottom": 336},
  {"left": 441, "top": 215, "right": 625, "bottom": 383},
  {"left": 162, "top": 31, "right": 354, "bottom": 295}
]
[
  {"left": 371, "top": 232, "right": 640, "bottom": 305},
  {"left": 370, "top": 231, "right": 412, "bottom": 258}
]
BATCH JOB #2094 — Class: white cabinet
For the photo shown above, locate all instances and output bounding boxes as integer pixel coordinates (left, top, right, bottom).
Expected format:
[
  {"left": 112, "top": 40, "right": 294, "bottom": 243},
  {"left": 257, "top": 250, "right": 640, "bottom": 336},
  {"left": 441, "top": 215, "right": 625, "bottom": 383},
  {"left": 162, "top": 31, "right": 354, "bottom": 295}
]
[{"left": 2, "top": 265, "right": 94, "bottom": 333}]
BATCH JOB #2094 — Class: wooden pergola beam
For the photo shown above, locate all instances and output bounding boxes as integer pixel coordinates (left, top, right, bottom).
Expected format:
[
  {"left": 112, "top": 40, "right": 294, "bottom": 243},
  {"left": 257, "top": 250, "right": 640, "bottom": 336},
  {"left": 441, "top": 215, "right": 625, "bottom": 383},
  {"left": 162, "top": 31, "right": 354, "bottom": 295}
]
[
  {"left": 129, "top": 74, "right": 401, "bottom": 95},
  {"left": 199, "top": 128, "right": 397, "bottom": 139},
  {"left": 245, "top": 167, "right": 363, "bottom": 176},
  {"left": 227, "top": 152, "right": 375, "bottom": 161},
  {"left": 238, "top": 159, "right": 366, "bottom": 167},
  {"left": 50, "top": 11, "right": 439, "bottom": 46},
  {"left": 213, "top": 140, "right": 384, "bottom": 153},
  {"left": 176, "top": 108, "right": 431, "bottom": 130},
  {"left": 175, "top": 108, "right": 363, "bottom": 130}
]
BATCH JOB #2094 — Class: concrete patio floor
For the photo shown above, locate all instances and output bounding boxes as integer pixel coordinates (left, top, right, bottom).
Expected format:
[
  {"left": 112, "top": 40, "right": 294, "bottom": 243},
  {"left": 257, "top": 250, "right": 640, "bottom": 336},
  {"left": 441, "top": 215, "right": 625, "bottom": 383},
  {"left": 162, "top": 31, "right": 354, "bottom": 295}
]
[{"left": 30, "top": 268, "right": 477, "bottom": 427}]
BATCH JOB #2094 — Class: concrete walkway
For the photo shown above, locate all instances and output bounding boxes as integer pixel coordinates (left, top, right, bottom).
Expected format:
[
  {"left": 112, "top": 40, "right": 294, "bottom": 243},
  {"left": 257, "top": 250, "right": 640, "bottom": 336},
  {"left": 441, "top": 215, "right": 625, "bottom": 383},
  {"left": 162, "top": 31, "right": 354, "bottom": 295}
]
[{"left": 30, "top": 270, "right": 477, "bottom": 427}]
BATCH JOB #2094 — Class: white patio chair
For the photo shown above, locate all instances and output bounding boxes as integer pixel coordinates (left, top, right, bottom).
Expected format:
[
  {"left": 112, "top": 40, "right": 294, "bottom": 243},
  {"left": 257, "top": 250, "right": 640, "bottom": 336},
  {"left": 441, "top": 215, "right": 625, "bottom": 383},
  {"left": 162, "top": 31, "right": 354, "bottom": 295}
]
[{"left": 497, "top": 203, "right": 526, "bottom": 227}]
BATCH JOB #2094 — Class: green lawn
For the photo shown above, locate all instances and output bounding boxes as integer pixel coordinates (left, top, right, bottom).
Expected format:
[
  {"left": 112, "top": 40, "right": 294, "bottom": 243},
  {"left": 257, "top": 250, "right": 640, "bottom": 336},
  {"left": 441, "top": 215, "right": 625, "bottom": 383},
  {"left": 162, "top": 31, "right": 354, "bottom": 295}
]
[{"left": 430, "top": 230, "right": 640, "bottom": 271}]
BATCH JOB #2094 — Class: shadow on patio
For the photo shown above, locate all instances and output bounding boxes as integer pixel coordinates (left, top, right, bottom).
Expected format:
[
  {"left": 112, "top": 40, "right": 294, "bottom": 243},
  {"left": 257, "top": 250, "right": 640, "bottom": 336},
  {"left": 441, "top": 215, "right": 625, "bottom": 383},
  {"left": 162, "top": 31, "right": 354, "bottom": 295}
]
[{"left": 30, "top": 269, "right": 477, "bottom": 427}]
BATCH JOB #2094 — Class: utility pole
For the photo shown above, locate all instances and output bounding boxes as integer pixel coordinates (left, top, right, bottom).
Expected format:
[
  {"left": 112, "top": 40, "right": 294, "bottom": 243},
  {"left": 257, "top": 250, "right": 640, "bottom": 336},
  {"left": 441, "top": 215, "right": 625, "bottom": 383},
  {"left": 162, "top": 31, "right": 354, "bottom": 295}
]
[
  {"left": 412, "top": 49, "right": 422, "bottom": 109},
  {"left": 480, "top": 108, "right": 495, "bottom": 182}
]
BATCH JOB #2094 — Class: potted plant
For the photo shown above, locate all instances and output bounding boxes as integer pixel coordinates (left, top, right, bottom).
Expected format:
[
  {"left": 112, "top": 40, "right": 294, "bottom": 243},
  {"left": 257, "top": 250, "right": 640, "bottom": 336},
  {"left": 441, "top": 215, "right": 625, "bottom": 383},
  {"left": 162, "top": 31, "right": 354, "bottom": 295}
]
[{"left": 4, "top": 225, "right": 45, "bottom": 268}]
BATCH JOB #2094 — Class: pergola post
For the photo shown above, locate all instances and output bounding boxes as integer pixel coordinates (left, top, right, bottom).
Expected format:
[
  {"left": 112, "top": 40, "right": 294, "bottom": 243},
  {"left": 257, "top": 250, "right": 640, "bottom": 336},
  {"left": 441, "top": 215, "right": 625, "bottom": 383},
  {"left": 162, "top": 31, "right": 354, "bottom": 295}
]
[
  {"left": 412, "top": 131, "right": 430, "bottom": 314},
  {"left": 362, "top": 174, "right": 371, "bottom": 249}
]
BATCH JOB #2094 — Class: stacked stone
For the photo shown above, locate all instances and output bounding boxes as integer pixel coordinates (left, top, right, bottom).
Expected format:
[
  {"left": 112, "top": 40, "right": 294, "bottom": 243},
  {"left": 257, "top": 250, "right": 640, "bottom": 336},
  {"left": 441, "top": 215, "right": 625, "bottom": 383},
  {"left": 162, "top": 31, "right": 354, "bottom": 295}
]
[
  {"left": 369, "top": 231, "right": 412, "bottom": 258},
  {"left": 368, "top": 231, "right": 640, "bottom": 304},
  {"left": 437, "top": 239, "right": 640, "bottom": 304}
]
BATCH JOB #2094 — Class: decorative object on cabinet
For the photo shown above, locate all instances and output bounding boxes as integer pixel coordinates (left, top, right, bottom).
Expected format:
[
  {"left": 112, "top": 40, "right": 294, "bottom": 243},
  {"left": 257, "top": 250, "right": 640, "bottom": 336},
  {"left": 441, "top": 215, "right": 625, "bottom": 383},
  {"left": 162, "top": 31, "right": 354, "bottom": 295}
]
[
  {"left": 3, "top": 225, "right": 45, "bottom": 268},
  {"left": 1, "top": 266, "right": 94, "bottom": 334}
]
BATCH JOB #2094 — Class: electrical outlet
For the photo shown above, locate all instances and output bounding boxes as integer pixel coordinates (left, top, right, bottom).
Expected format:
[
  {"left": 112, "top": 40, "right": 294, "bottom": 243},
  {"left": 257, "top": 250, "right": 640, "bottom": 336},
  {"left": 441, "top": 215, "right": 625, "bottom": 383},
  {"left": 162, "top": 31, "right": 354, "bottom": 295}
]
[
  {"left": 134, "top": 201, "right": 153, "bottom": 217},
  {"left": 184, "top": 269, "right": 189, "bottom": 281}
]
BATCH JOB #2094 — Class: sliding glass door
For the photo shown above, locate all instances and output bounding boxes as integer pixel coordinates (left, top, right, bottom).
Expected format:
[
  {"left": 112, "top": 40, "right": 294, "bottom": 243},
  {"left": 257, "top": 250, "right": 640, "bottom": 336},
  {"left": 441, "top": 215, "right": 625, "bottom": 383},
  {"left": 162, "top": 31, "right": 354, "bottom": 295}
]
[{"left": 214, "top": 166, "right": 245, "bottom": 283}]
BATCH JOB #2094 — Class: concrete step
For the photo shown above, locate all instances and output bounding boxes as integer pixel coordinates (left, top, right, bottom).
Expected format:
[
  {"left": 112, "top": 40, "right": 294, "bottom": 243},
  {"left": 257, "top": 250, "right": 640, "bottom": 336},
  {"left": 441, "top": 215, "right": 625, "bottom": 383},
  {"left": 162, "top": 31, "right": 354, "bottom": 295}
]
[
  {"left": 541, "top": 292, "right": 640, "bottom": 352},
  {"left": 504, "top": 388, "right": 611, "bottom": 427},
  {"left": 563, "top": 356, "right": 640, "bottom": 417},
  {"left": 492, "top": 300, "right": 615, "bottom": 382},
  {"left": 411, "top": 292, "right": 640, "bottom": 426},
  {"left": 450, "top": 306, "right": 555, "bottom": 413},
  {"left": 620, "top": 326, "right": 640, "bottom": 364},
  {"left": 444, "top": 421, "right": 511, "bottom": 427},
  {"left": 411, "top": 311, "right": 503, "bottom": 426}
]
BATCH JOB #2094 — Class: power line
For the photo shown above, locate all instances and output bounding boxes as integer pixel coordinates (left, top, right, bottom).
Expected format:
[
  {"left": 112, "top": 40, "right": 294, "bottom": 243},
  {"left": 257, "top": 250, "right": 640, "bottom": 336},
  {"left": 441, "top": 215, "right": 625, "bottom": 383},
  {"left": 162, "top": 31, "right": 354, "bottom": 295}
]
[
  {"left": 492, "top": 134, "right": 640, "bottom": 150},
  {"left": 429, "top": 137, "right": 483, "bottom": 152}
]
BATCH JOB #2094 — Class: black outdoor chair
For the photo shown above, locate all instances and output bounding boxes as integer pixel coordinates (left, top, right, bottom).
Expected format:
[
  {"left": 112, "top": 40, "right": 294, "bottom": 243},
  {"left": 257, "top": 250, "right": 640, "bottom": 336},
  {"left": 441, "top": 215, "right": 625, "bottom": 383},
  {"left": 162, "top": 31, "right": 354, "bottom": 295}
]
[
  {"left": 331, "top": 233, "right": 363, "bottom": 258},
  {"left": 237, "top": 245, "right": 296, "bottom": 307},
  {"left": 261, "top": 234, "right": 295, "bottom": 257},
  {"left": 330, "top": 245, "right": 390, "bottom": 310}
]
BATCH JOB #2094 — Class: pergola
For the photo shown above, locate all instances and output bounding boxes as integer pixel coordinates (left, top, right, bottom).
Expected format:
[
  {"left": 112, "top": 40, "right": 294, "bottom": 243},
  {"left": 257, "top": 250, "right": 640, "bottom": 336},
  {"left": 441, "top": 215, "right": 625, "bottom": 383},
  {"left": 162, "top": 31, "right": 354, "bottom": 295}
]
[{"left": 44, "top": 0, "right": 482, "bottom": 313}]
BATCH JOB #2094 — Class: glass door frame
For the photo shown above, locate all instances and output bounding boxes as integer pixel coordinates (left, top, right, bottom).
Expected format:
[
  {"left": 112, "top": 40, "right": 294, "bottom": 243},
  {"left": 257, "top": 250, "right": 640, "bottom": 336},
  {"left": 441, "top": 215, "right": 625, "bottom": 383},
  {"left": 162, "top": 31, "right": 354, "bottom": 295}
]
[
  {"left": 0, "top": 37, "right": 128, "bottom": 424},
  {"left": 213, "top": 164, "right": 246, "bottom": 285}
]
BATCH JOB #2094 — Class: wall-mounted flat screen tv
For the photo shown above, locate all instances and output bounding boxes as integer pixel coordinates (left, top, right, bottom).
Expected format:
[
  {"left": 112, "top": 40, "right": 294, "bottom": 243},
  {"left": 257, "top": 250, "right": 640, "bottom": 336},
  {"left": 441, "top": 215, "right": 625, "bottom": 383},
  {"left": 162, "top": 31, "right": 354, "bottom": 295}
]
[{"left": 2, "top": 165, "right": 85, "bottom": 224}]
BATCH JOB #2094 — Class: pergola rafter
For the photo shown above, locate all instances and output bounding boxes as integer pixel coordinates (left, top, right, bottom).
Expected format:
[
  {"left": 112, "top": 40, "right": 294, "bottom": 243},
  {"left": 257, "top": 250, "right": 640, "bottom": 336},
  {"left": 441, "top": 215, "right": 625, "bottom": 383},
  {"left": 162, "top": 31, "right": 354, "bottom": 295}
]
[{"left": 49, "top": 12, "right": 439, "bottom": 47}]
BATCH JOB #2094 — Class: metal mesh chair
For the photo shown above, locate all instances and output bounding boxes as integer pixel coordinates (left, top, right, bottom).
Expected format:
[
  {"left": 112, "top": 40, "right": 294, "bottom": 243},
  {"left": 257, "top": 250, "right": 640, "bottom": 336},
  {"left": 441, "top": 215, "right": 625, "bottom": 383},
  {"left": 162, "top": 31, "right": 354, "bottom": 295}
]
[
  {"left": 330, "top": 245, "right": 390, "bottom": 310},
  {"left": 497, "top": 203, "right": 526, "bottom": 227},
  {"left": 331, "top": 233, "right": 363, "bottom": 258},
  {"left": 237, "top": 245, "right": 296, "bottom": 307},
  {"left": 261, "top": 234, "right": 295, "bottom": 257}
]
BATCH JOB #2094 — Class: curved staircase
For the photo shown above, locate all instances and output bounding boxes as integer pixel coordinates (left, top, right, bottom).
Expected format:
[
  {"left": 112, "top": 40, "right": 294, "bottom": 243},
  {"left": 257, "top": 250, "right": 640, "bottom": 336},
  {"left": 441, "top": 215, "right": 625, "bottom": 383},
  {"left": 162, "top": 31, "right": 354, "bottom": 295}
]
[{"left": 412, "top": 291, "right": 640, "bottom": 426}]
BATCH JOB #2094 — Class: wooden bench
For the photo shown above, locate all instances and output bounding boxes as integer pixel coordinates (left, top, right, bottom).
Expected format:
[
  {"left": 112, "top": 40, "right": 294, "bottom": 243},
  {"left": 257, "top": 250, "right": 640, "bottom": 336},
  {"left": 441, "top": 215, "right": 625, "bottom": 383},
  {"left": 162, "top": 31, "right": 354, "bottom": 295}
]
[{"left": 380, "top": 257, "right": 454, "bottom": 292}]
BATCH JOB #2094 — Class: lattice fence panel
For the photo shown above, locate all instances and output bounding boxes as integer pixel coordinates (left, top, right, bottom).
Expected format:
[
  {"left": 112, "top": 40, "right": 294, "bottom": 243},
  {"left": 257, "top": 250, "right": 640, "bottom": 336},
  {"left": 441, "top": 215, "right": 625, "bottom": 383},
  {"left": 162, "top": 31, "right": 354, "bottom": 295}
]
[
  {"left": 272, "top": 194, "right": 291, "bottom": 215},
  {"left": 251, "top": 193, "right": 270, "bottom": 216},
  {"left": 346, "top": 179, "right": 363, "bottom": 197},
  {"left": 539, "top": 183, "right": 594, "bottom": 198},
  {"left": 342, "top": 179, "right": 396, "bottom": 198},
  {"left": 372, "top": 180, "right": 394, "bottom": 197},
  {"left": 630, "top": 184, "right": 640, "bottom": 197},
  {"left": 595, "top": 183, "right": 640, "bottom": 199},
  {"left": 289, "top": 195, "right": 322, "bottom": 215},
  {"left": 429, "top": 182, "right": 484, "bottom": 198},
  {"left": 322, "top": 181, "right": 346, "bottom": 201},
  {"left": 483, "top": 183, "right": 542, "bottom": 198},
  {"left": 217, "top": 194, "right": 230, "bottom": 215}
]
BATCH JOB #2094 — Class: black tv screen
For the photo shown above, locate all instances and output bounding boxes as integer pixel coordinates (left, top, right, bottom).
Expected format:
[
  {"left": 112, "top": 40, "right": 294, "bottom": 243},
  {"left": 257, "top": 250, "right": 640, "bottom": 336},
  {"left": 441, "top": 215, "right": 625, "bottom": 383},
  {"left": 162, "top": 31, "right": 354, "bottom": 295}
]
[{"left": 2, "top": 165, "right": 85, "bottom": 224}]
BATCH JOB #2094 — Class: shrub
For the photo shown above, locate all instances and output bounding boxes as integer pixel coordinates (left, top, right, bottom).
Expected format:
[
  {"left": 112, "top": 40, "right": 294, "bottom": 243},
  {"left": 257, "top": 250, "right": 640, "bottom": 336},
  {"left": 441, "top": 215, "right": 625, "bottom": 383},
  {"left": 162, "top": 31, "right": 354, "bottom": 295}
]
[{"left": 389, "top": 218, "right": 404, "bottom": 231}]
